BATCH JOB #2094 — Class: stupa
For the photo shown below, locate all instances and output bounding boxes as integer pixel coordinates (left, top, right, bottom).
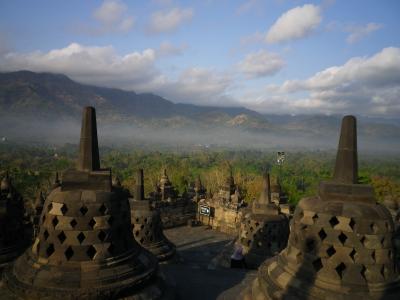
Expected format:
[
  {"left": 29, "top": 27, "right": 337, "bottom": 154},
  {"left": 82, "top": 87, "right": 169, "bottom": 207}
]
[
  {"left": 238, "top": 172, "right": 289, "bottom": 268},
  {"left": 2, "top": 107, "right": 170, "bottom": 299},
  {"left": 159, "top": 169, "right": 177, "bottom": 201},
  {"left": 32, "top": 191, "right": 45, "bottom": 237},
  {"left": 242, "top": 116, "right": 400, "bottom": 299},
  {"left": 0, "top": 172, "right": 28, "bottom": 269},
  {"left": 130, "top": 169, "right": 176, "bottom": 261}
]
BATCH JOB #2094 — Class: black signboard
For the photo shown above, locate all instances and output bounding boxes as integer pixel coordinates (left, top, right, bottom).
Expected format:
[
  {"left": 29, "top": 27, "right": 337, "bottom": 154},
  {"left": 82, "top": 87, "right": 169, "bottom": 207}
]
[{"left": 199, "top": 204, "right": 210, "bottom": 216}]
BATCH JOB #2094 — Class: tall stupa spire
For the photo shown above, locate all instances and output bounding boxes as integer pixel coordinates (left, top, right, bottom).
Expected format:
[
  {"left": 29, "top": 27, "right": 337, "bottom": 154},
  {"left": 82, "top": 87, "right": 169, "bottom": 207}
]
[
  {"left": 333, "top": 115, "right": 358, "bottom": 184},
  {"left": 77, "top": 106, "right": 100, "bottom": 171},
  {"left": 135, "top": 169, "right": 145, "bottom": 201}
]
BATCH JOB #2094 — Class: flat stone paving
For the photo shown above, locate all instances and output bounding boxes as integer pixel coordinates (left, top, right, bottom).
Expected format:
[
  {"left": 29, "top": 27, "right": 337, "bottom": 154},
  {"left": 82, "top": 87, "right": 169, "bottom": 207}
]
[{"left": 161, "top": 225, "right": 256, "bottom": 300}]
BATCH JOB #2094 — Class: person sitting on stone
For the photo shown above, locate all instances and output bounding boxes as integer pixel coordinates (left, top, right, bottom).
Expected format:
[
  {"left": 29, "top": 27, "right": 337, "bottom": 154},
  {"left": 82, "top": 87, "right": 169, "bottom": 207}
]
[{"left": 230, "top": 243, "right": 246, "bottom": 269}]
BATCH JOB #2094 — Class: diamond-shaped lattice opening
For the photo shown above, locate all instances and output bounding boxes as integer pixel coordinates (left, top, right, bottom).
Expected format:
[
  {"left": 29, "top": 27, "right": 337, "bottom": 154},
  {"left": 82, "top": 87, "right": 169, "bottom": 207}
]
[
  {"left": 42, "top": 215, "right": 46, "bottom": 223},
  {"left": 99, "top": 204, "right": 108, "bottom": 215},
  {"left": 360, "top": 236, "right": 366, "bottom": 245},
  {"left": 312, "top": 258, "right": 323, "bottom": 272},
  {"left": 77, "top": 232, "right": 86, "bottom": 244},
  {"left": 329, "top": 216, "right": 339, "bottom": 228},
  {"left": 380, "top": 265, "right": 387, "bottom": 278},
  {"left": 250, "top": 227, "right": 254, "bottom": 232},
  {"left": 65, "top": 246, "right": 74, "bottom": 260},
  {"left": 144, "top": 218, "right": 148, "bottom": 223},
  {"left": 70, "top": 219, "right": 77, "bottom": 228},
  {"left": 88, "top": 218, "right": 96, "bottom": 229},
  {"left": 371, "top": 250, "right": 376, "bottom": 262},
  {"left": 80, "top": 206, "right": 88, "bottom": 216},
  {"left": 57, "top": 231, "right": 67, "bottom": 244},
  {"left": 135, "top": 230, "right": 139, "bottom": 237},
  {"left": 312, "top": 214, "right": 319, "bottom": 223},
  {"left": 108, "top": 244, "right": 115, "bottom": 255},
  {"left": 43, "top": 229, "right": 49, "bottom": 240},
  {"left": 335, "top": 263, "right": 346, "bottom": 279},
  {"left": 318, "top": 228, "right": 327, "bottom": 241},
  {"left": 46, "top": 244, "right": 55, "bottom": 257},
  {"left": 255, "top": 222, "right": 260, "bottom": 227},
  {"left": 47, "top": 203, "right": 53, "bottom": 212},
  {"left": 350, "top": 248, "right": 356, "bottom": 261},
  {"left": 349, "top": 218, "right": 356, "bottom": 230},
  {"left": 338, "top": 232, "right": 347, "bottom": 245},
  {"left": 87, "top": 245, "right": 97, "bottom": 260},
  {"left": 60, "top": 204, "right": 68, "bottom": 215},
  {"left": 327, "top": 245, "right": 336, "bottom": 257},
  {"left": 98, "top": 230, "right": 106, "bottom": 242},
  {"left": 107, "top": 216, "right": 114, "bottom": 226},
  {"left": 306, "top": 238, "right": 315, "bottom": 251},
  {"left": 140, "top": 237, "right": 145, "bottom": 244},
  {"left": 370, "top": 223, "right": 379, "bottom": 233},
  {"left": 381, "top": 237, "right": 386, "bottom": 246},
  {"left": 360, "top": 265, "right": 367, "bottom": 280},
  {"left": 52, "top": 216, "right": 59, "bottom": 228}
]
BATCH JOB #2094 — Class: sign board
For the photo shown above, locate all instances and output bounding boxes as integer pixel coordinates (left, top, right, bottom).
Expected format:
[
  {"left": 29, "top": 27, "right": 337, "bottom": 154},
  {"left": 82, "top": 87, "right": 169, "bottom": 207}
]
[
  {"left": 199, "top": 204, "right": 210, "bottom": 216},
  {"left": 277, "top": 151, "right": 285, "bottom": 165}
]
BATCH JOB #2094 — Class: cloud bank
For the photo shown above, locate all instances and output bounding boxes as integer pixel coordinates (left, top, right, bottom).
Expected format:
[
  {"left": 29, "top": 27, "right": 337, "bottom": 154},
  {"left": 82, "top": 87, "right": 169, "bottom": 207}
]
[{"left": 266, "top": 4, "right": 322, "bottom": 43}]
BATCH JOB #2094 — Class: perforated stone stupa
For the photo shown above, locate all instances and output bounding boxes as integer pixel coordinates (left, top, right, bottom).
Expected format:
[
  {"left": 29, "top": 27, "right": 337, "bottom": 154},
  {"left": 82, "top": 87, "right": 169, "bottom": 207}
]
[
  {"left": 242, "top": 116, "right": 400, "bottom": 299},
  {"left": 2, "top": 107, "right": 170, "bottom": 299},
  {"left": 130, "top": 169, "right": 176, "bottom": 261},
  {"left": 0, "top": 172, "right": 28, "bottom": 269},
  {"left": 239, "top": 172, "right": 289, "bottom": 268}
]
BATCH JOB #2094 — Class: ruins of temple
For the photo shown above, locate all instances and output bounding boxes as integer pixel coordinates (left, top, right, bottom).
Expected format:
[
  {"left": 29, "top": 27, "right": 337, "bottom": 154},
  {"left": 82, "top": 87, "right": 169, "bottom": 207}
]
[
  {"left": 202, "top": 167, "right": 245, "bottom": 235},
  {"left": 0, "top": 172, "right": 29, "bottom": 270},
  {"left": 239, "top": 115, "right": 400, "bottom": 299},
  {"left": 130, "top": 169, "right": 176, "bottom": 261},
  {"left": 150, "top": 169, "right": 197, "bottom": 229},
  {"left": 270, "top": 177, "right": 293, "bottom": 217},
  {"left": 2, "top": 107, "right": 173, "bottom": 299},
  {"left": 238, "top": 172, "right": 289, "bottom": 268}
]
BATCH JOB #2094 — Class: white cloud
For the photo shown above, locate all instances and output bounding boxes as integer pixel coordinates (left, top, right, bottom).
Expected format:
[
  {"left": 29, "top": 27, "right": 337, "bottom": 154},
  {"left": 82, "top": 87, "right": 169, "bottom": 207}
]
[
  {"left": 0, "top": 43, "right": 232, "bottom": 106},
  {"left": 93, "top": 0, "right": 134, "bottom": 33},
  {"left": 266, "top": 4, "right": 322, "bottom": 43},
  {"left": 158, "top": 67, "right": 233, "bottom": 105},
  {"left": 345, "top": 22, "right": 383, "bottom": 44},
  {"left": 148, "top": 7, "right": 193, "bottom": 34},
  {"left": 238, "top": 50, "right": 285, "bottom": 78},
  {"left": 0, "top": 43, "right": 160, "bottom": 91},
  {"left": 256, "top": 47, "right": 400, "bottom": 115}
]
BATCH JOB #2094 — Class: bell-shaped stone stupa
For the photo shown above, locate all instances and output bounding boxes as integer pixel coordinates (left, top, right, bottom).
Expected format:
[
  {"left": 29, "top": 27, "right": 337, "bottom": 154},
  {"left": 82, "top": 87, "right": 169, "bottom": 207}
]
[
  {"left": 0, "top": 172, "right": 28, "bottom": 269},
  {"left": 3, "top": 107, "right": 169, "bottom": 299},
  {"left": 239, "top": 172, "right": 289, "bottom": 268},
  {"left": 243, "top": 115, "right": 400, "bottom": 299},
  {"left": 130, "top": 169, "right": 176, "bottom": 261}
]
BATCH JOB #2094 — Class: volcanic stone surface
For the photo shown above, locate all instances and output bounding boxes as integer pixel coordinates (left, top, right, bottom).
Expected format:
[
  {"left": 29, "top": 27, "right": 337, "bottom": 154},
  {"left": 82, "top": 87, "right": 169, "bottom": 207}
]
[
  {"left": 240, "top": 115, "right": 400, "bottom": 299},
  {"left": 130, "top": 169, "right": 176, "bottom": 261},
  {"left": 2, "top": 107, "right": 172, "bottom": 300}
]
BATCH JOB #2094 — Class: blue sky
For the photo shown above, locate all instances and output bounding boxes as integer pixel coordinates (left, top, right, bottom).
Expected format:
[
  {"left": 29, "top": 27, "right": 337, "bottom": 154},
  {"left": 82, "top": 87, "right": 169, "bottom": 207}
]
[{"left": 0, "top": 0, "right": 399, "bottom": 116}]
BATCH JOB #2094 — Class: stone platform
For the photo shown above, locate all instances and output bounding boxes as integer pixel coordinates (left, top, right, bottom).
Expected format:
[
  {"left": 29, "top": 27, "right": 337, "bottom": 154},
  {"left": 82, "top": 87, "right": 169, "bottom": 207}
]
[{"left": 160, "top": 226, "right": 256, "bottom": 300}]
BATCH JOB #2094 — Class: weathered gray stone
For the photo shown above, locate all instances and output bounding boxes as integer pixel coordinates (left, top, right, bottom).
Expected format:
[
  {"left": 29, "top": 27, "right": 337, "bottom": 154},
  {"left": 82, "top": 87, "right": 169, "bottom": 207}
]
[
  {"left": 130, "top": 169, "right": 176, "bottom": 262},
  {"left": 2, "top": 107, "right": 172, "bottom": 299},
  {"left": 240, "top": 115, "right": 400, "bottom": 299}
]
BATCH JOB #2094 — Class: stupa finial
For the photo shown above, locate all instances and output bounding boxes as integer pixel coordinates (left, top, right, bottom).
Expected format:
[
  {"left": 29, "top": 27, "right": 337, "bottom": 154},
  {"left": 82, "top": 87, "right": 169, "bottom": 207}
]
[
  {"left": 77, "top": 106, "right": 100, "bottom": 171},
  {"left": 135, "top": 169, "right": 145, "bottom": 201},
  {"left": 333, "top": 115, "right": 358, "bottom": 184}
]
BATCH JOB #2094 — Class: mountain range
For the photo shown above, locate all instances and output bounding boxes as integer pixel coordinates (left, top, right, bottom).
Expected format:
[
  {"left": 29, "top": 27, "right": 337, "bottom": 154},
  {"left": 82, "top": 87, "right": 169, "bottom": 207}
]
[{"left": 0, "top": 71, "right": 399, "bottom": 149}]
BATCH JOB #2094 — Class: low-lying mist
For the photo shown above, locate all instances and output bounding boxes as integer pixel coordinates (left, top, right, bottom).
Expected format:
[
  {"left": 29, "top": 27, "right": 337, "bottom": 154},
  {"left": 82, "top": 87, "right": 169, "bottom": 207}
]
[{"left": 0, "top": 116, "right": 399, "bottom": 155}]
